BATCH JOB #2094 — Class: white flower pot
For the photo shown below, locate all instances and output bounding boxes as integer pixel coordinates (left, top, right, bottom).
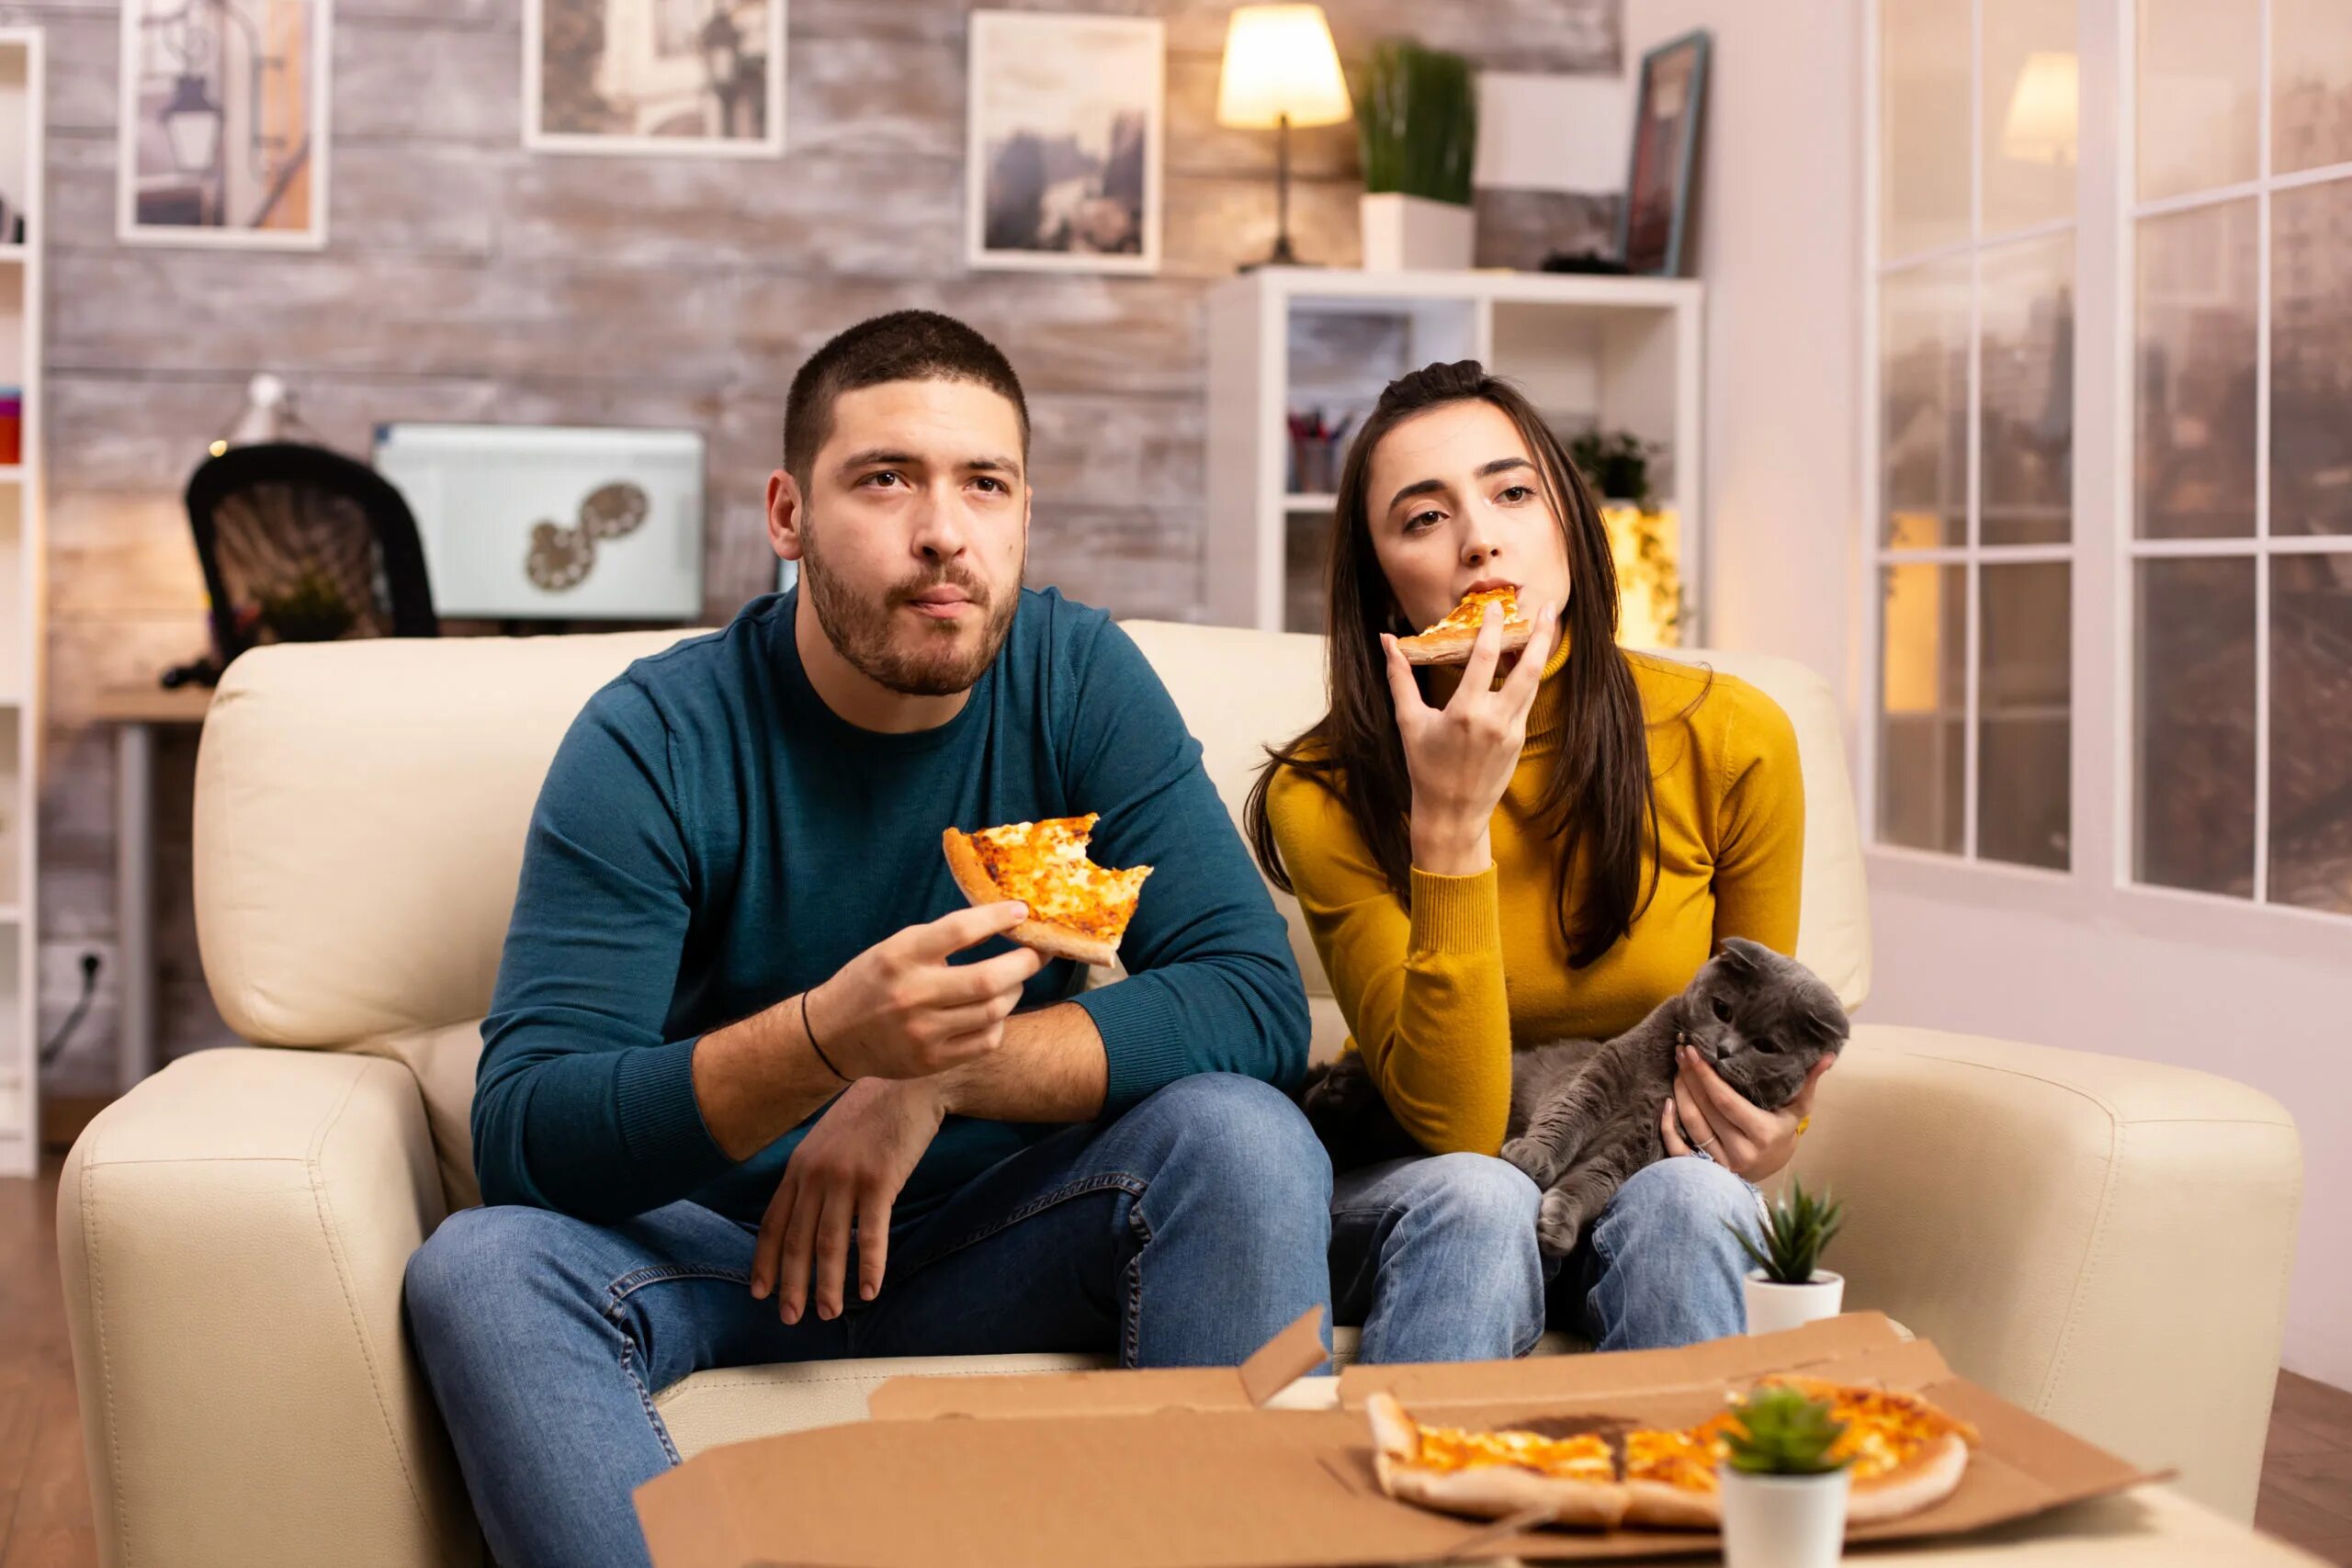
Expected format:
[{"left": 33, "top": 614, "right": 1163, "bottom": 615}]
[
  {"left": 1720, "top": 1466, "right": 1852, "bottom": 1568},
  {"left": 1359, "top": 192, "right": 1476, "bottom": 272},
  {"left": 1743, "top": 1269, "right": 1846, "bottom": 1336}
]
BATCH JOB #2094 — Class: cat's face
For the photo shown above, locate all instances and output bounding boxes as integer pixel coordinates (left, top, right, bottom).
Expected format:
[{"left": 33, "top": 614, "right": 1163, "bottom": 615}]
[{"left": 1679, "top": 938, "right": 1849, "bottom": 1109}]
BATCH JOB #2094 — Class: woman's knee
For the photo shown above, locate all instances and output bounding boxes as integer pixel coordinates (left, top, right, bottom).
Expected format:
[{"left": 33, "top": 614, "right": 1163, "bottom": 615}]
[
  {"left": 1609, "top": 1156, "right": 1759, "bottom": 1252},
  {"left": 1400, "top": 1153, "right": 1543, "bottom": 1246}
]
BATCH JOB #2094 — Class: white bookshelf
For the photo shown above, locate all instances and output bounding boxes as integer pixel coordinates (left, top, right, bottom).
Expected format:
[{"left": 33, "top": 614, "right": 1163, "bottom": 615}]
[
  {"left": 0, "top": 29, "right": 40, "bottom": 1175},
  {"left": 1204, "top": 267, "right": 1705, "bottom": 637}
]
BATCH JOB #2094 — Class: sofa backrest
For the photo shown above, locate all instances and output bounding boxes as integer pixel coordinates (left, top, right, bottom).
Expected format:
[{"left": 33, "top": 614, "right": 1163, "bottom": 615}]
[{"left": 194, "top": 620, "right": 1869, "bottom": 1203}]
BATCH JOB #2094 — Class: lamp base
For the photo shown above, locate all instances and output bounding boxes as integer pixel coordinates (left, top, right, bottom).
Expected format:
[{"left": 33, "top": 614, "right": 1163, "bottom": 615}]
[{"left": 1239, "top": 232, "right": 1301, "bottom": 273}]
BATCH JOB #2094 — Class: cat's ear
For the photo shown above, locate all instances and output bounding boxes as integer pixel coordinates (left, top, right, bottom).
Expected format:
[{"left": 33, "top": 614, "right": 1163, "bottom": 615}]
[
  {"left": 1804, "top": 1002, "right": 1849, "bottom": 1042},
  {"left": 1715, "top": 936, "right": 1770, "bottom": 971}
]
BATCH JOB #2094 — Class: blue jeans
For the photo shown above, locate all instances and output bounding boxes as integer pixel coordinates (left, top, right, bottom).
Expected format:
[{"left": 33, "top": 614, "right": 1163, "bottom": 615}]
[
  {"left": 1329, "top": 1152, "right": 1756, "bottom": 1361},
  {"left": 403, "top": 1074, "right": 1331, "bottom": 1568}
]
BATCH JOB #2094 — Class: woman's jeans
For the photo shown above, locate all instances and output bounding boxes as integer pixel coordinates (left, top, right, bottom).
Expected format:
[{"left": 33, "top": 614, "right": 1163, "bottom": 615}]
[{"left": 1329, "top": 1151, "right": 1757, "bottom": 1361}]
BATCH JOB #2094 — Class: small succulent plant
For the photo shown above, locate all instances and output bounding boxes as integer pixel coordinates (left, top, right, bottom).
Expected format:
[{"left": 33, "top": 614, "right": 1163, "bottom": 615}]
[
  {"left": 1730, "top": 1178, "right": 1845, "bottom": 1285},
  {"left": 1723, "top": 1386, "right": 1852, "bottom": 1476}
]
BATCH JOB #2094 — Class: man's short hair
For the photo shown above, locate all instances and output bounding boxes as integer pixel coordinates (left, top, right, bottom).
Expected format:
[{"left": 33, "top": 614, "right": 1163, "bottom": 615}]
[{"left": 784, "top": 310, "right": 1031, "bottom": 484}]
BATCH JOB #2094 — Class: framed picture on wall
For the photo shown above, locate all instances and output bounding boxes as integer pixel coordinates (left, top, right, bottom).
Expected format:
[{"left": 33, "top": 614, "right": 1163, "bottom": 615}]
[
  {"left": 1618, "top": 28, "right": 1710, "bottom": 277},
  {"left": 966, "top": 11, "right": 1163, "bottom": 274},
  {"left": 525, "top": 0, "right": 784, "bottom": 157},
  {"left": 117, "top": 0, "right": 333, "bottom": 249}
]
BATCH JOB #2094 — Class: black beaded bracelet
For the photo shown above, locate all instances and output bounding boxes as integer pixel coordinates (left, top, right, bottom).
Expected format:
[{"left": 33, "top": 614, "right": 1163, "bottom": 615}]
[{"left": 800, "top": 989, "right": 848, "bottom": 1083}]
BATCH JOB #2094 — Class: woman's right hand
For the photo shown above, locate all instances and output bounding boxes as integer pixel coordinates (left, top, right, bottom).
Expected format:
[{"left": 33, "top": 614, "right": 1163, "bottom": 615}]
[{"left": 1383, "top": 599, "right": 1559, "bottom": 876}]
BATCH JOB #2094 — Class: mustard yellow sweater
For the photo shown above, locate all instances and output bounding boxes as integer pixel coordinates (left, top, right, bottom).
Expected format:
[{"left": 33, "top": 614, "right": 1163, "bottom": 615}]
[{"left": 1265, "top": 646, "right": 1805, "bottom": 1156}]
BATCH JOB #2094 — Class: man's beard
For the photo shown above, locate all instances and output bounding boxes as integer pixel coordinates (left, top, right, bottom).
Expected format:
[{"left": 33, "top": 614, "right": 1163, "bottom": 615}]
[{"left": 799, "top": 524, "right": 1023, "bottom": 698}]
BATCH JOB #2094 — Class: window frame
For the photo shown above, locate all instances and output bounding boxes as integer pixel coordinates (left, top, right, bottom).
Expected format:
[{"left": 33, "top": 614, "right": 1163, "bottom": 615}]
[
  {"left": 1863, "top": 0, "right": 2084, "bottom": 878},
  {"left": 1859, "top": 0, "right": 2352, "bottom": 962}
]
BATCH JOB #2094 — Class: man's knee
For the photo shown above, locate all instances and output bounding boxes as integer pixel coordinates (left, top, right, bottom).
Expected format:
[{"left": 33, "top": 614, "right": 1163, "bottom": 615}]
[
  {"left": 1133, "top": 1073, "right": 1332, "bottom": 1211},
  {"left": 404, "top": 1204, "right": 581, "bottom": 1339}
]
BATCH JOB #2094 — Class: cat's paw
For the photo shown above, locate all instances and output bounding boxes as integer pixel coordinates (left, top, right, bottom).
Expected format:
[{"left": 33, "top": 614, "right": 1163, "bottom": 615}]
[
  {"left": 1535, "top": 1190, "right": 1585, "bottom": 1258},
  {"left": 1498, "top": 1136, "right": 1554, "bottom": 1186}
]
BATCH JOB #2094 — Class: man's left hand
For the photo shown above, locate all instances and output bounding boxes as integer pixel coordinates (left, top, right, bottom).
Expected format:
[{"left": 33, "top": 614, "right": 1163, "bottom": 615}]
[
  {"left": 1662, "top": 1046, "right": 1833, "bottom": 1181},
  {"left": 751, "top": 1077, "right": 947, "bottom": 1325}
]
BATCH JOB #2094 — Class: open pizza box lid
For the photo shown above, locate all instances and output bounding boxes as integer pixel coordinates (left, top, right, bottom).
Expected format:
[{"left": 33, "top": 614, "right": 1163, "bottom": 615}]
[{"left": 636, "top": 1311, "right": 2165, "bottom": 1567}]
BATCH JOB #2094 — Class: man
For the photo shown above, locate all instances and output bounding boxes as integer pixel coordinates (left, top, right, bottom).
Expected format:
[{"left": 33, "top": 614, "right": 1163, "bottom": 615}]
[{"left": 403, "top": 310, "right": 1329, "bottom": 1568}]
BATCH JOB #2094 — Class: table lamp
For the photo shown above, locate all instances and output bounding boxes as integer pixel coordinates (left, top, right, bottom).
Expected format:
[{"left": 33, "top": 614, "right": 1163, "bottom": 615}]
[
  {"left": 2001, "top": 51, "right": 2078, "bottom": 167},
  {"left": 1216, "top": 4, "right": 1352, "bottom": 267}
]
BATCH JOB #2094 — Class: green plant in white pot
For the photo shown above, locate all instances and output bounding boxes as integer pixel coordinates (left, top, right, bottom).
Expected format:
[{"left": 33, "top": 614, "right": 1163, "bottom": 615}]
[
  {"left": 1355, "top": 39, "right": 1476, "bottom": 271},
  {"left": 1718, "top": 1386, "right": 1855, "bottom": 1568},
  {"left": 1732, "top": 1179, "right": 1847, "bottom": 1335}
]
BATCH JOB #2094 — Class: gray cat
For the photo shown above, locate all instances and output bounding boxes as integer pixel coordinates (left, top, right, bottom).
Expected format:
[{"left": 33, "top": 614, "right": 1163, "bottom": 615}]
[{"left": 1298, "top": 938, "right": 1849, "bottom": 1258}]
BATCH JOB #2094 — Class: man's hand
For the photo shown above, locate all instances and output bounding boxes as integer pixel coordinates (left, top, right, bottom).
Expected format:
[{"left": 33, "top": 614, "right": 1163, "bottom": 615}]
[
  {"left": 1661, "top": 1045, "right": 1833, "bottom": 1181},
  {"left": 806, "top": 901, "right": 1045, "bottom": 1080},
  {"left": 751, "top": 1077, "right": 946, "bottom": 1324}
]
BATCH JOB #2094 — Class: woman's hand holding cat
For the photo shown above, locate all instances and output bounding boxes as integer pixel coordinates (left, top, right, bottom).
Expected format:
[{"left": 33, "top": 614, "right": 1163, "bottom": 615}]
[
  {"left": 1383, "top": 599, "right": 1562, "bottom": 876},
  {"left": 1662, "top": 1044, "right": 1834, "bottom": 1180}
]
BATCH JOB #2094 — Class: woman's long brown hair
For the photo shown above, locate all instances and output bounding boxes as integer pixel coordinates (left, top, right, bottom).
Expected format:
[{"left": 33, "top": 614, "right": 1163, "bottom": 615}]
[{"left": 1243, "top": 360, "right": 1659, "bottom": 968}]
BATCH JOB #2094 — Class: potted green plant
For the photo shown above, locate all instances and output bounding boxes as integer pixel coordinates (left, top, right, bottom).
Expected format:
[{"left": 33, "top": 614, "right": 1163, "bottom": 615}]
[
  {"left": 1718, "top": 1385, "right": 1855, "bottom": 1568},
  {"left": 1569, "top": 427, "right": 1685, "bottom": 647},
  {"left": 1355, "top": 39, "right": 1476, "bottom": 271},
  {"left": 1731, "top": 1178, "right": 1847, "bottom": 1334}
]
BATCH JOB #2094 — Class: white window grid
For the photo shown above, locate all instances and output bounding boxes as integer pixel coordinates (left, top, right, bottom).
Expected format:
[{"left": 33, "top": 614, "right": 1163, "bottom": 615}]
[
  {"left": 2115, "top": 0, "right": 2352, "bottom": 916},
  {"left": 1864, "top": 0, "right": 2081, "bottom": 874}
]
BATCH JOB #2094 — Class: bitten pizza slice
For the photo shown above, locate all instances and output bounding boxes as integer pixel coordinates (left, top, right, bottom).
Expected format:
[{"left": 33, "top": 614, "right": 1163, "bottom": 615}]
[
  {"left": 941, "top": 814, "right": 1152, "bottom": 968},
  {"left": 1395, "top": 586, "right": 1536, "bottom": 666},
  {"left": 1364, "top": 1393, "right": 1631, "bottom": 1530}
]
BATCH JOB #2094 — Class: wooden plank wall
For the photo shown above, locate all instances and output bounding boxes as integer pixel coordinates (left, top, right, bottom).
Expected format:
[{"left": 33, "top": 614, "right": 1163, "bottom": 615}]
[{"left": 13, "top": 0, "right": 1619, "bottom": 1086}]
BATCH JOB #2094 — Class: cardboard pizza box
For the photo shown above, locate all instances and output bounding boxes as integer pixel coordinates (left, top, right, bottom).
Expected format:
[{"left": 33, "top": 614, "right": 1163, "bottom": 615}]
[{"left": 635, "top": 1311, "right": 2164, "bottom": 1568}]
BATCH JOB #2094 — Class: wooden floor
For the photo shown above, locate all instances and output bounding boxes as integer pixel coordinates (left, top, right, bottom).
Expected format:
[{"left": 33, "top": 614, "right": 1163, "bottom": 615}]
[{"left": 3, "top": 1159, "right": 2350, "bottom": 1565}]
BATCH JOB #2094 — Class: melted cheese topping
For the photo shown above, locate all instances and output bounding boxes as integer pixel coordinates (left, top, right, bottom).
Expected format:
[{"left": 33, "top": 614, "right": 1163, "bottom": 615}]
[
  {"left": 1421, "top": 586, "right": 1530, "bottom": 635},
  {"left": 1409, "top": 1422, "right": 1617, "bottom": 1483},
  {"left": 1754, "top": 1379, "right": 1978, "bottom": 1485},
  {"left": 1623, "top": 1421, "right": 1731, "bottom": 1493},
  {"left": 967, "top": 815, "right": 1152, "bottom": 940},
  {"left": 1392, "top": 1379, "right": 1973, "bottom": 1497}
]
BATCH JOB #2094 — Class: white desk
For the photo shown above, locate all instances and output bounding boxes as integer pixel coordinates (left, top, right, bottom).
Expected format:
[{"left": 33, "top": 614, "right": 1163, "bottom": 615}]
[{"left": 92, "top": 683, "right": 214, "bottom": 1091}]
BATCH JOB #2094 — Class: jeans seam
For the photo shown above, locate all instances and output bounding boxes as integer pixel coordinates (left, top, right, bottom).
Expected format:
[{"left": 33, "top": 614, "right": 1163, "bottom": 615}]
[
  {"left": 614, "top": 1327, "right": 683, "bottom": 1468},
  {"left": 606, "top": 1263, "right": 752, "bottom": 1308},
  {"left": 893, "top": 1172, "right": 1148, "bottom": 1282},
  {"left": 1122, "top": 1200, "right": 1154, "bottom": 1367}
]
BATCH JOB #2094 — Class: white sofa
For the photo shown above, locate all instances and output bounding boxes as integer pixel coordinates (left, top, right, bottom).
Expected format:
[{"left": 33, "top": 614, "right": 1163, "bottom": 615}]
[{"left": 58, "top": 621, "right": 2301, "bottom": 1567}]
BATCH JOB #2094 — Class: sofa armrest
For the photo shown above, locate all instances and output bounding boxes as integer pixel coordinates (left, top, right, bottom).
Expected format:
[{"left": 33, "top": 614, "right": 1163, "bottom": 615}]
[
  {"left": 57, "top": 1047, "right": 482, "bottom": 1568},
  {"left": 1800, "top": 1025, "right": 2301, "bottom": 1523}
]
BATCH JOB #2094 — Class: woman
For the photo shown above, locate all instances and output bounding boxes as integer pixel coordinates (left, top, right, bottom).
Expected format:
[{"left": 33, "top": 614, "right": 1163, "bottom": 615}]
[{"left": 1244, "top": 360, "right": 1828, "bottom": 1362}]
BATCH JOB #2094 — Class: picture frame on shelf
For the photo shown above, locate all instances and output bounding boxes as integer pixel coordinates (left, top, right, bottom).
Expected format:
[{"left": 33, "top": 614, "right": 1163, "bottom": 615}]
[
  {"left": 1618, "top": 28, "right": 1709, "bottom": 277},
  {"left": 525, "top": 0, "right": 785, "bottom": 158},
  {"left": 966, "top": 10, "right": 1164, "bottom": 275},
  {"left": 116, "top": 0, "right": 333, "bottom": 249}
]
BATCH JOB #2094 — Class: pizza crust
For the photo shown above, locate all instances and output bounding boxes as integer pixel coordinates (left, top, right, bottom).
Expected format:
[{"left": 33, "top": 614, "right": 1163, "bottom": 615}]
[
  {"left": 1365, "top": 1393, "right": 1630, "bottom": 1531},
  {"left": 1847, "top": 1432, "right": 1971, "bottom": 1524},
  {"left": 1621, "top": 1476, "right": 1722, "bottom": 1529},
  {"left": 1395, "top": 617, "right": 1535, "bottom": 667},
  {"left": 1376, "top": 1456, "right": 1632, "bottom": 1530},
  {"left": 940, "top": 827, "right": 1123, "bottom": 968}
]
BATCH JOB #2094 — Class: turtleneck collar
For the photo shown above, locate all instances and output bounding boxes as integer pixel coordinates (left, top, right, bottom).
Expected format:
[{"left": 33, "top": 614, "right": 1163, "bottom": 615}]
[{"left": 1527, "top": 626, "right": 1577, "bottom": 740}]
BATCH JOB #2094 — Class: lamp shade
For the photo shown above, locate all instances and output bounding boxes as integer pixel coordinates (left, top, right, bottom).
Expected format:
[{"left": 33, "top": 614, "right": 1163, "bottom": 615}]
[
  {"left": 2001, "top": 51, "right": 2078, "bottom": 165},
  {"left": 1216, "top": 4, "right": 1351, "bottom": 130}
]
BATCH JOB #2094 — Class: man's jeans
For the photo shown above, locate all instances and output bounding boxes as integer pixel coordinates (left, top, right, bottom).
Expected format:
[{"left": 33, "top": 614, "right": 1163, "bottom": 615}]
[
  {"left": 1329, "top": 1152, "right": 1755, "bottom": 1361},
  {"left": 403, "top": 1074, "right": 1332, "bottom": 1568}
]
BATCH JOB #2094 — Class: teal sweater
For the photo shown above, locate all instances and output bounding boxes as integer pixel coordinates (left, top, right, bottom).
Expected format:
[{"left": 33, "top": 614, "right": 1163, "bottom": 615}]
[{"left": 471, "top": 589, "right": 1309, "bottom": 1224}]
